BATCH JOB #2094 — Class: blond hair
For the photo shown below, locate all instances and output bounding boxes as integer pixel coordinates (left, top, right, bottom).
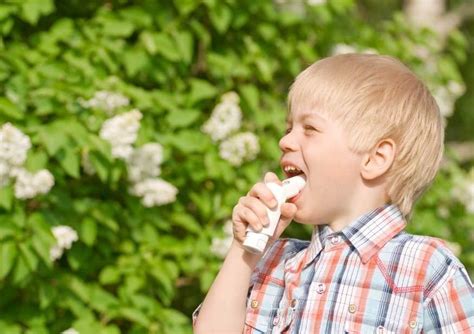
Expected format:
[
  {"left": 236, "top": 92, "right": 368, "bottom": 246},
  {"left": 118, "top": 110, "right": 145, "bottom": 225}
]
[{"left": 288, "top": 53, "right": 445, "bottom": 220}]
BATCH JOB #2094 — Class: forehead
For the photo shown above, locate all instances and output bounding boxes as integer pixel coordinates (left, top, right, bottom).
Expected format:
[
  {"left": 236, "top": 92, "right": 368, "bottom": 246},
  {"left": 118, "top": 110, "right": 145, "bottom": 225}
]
[{"left": 285, "top": 109, "right": 328, "bottom": 124}]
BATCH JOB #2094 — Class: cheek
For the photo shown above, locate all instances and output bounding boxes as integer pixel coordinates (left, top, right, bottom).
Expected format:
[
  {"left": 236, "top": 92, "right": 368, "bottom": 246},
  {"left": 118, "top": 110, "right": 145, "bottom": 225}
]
[{"left": 306, "top": 151, "right": 360, "bottom": 191}]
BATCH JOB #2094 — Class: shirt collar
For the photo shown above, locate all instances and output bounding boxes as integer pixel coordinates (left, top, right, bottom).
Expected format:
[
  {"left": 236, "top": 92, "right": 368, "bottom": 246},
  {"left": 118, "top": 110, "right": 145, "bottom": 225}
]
[{"left": 302, "top": 203, "right": 406, "bottom": 268}]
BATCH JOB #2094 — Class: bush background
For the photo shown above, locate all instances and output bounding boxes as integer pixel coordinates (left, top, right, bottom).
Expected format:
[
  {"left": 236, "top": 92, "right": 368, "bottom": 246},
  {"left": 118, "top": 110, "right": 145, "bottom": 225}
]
[{"left": 0, "top": 0, "right": 473, "bottom": 333}]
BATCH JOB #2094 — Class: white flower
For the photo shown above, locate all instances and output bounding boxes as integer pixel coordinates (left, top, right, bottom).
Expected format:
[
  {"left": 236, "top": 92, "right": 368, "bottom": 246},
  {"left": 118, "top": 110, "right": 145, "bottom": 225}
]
[
  {"left": 436, "top": 205, "right": 450, "bottom": 219},
  {"left": 0, "top": 162, "right": 10, "bottom": 186},
  {"left": 307, "top": 0, "right": 326, "bottom": 5},
  {"left": 62, "top": 328, "right": 79, "bottom": 334},
  {"left": 450, "top": 170, "right": 474, "bottom": 214},
  {"left": 79, "top": 90, "right": 129, "bottom": 114},
  {"left": 201, "top": 92, "right": 242, "bottom": 142},
  {"left": 433, "top": 86, "right": 454, "bottom": 118},
  {"left": 14, "top": 168, "right": 54, "bottom": 199},
  {"left": 331, "top": 44, "right": 357, "bottom": 55},
  {"left": 0, "top": 123, "right": 31, "bottom": 179},
  {"left": 445, "top": 241, "right": 462, "bottom": 257},
  {"left": 99, "top": 109, "right": 142, "bottom": 160},
  {"left": 210, "top": 220, "right": 233, "bottom": 258},
  {"left": 464, "top": 182, "right": 474, "bottom": 214},
  {"left": 219, "top": 132, "right": 260, "bottom": 166},
  {"left": 220, "top": 91, "right": 240, "bottom": 104},
  {"left": 447, "top": 80, "right": 465, "bottom": 97},
  {"left": 130, "top": 178, "right": 178, "bottom": 207},
  {"left": 50, "top": 225, "right": 79, "bottom": 261},
  {"left": 49, "top": 245, "right": 64, "bottom": 262},
  {"left": 127, "top": 143, "right": 164, "bottom": 183}
]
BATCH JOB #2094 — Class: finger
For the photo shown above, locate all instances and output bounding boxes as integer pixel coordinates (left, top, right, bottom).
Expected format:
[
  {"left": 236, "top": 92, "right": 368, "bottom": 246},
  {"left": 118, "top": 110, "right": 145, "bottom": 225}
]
[
  {"left": 242, "top": 207, "right": 263, "bottom": 231},
  {"left": 280, "top": 203, "right": 297, "bottom": 220},
  {"left": 264, "top": 171, "right": 282, "bottom": 185},
  {"left": 239, "top": 196, "right": 270, "bottom": 227},
  {"left": 247, "top": 182, "right": 278, "bottom": 209}
]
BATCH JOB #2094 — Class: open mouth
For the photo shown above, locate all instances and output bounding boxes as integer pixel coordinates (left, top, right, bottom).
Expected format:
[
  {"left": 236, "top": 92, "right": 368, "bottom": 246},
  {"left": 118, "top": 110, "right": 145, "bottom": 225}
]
[
  {"left": 282, "top": 165, "right": 306, "bottom": 202},
  {"left": 283, "top": 165, "right": 305, "bottom": 179}
]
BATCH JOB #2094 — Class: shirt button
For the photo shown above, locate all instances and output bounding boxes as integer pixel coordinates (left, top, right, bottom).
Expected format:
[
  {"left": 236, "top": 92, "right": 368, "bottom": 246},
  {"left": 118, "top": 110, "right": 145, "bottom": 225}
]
[
  {"left": 250, "top": 300, "right": 259, "bottom": 308},
  {"left": 330, "top": 235, "right": 341, "bottom": 245},
  {"left": 316, "top": 283, "right": 326, "bottom": 294},
  {"left": 376, "top": 325, "right": 386, "bottom": 334},
  {"left": 409, "top": 320, "right": 417, "bottom": 328},
  {"left": 348, "top": 304, "right": 357, "bottom": 313},
  {"left": 291, "top": 299, "right": 297, "bottom": 308}
]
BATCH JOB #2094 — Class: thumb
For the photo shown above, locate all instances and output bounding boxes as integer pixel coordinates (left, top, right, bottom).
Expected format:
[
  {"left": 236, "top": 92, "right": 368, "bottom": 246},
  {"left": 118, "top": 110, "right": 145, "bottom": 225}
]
[
  {"left": 280, "top": 202, "right": 297, "bottom": 224},
  {"left": 264, "top": 171, "right": 282, "bottom": 185}
]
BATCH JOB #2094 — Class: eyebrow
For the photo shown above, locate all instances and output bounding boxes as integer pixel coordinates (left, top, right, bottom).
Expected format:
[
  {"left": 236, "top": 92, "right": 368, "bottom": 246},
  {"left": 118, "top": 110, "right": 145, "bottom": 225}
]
[{"left": 286, "top": 112, "right": 327, "bottom": 124}]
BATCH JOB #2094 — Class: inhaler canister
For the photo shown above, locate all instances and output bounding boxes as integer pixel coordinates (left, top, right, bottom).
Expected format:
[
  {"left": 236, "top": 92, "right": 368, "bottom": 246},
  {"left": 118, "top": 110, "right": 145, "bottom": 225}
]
[{"left": 242, "top": 175, "right": 306, "bottom": 254}]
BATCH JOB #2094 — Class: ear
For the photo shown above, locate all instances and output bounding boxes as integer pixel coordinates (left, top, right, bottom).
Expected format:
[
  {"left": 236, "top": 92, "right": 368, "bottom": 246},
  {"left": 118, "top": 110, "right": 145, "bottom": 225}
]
[{"left": 360, "top": 138, "right": 396, "bottom": 180}]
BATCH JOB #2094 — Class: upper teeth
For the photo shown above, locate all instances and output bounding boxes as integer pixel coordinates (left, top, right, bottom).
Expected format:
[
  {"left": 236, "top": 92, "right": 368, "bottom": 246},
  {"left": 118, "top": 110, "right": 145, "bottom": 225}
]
[{"left": 284, "top": 165, "right": 302, "bottom": 174}]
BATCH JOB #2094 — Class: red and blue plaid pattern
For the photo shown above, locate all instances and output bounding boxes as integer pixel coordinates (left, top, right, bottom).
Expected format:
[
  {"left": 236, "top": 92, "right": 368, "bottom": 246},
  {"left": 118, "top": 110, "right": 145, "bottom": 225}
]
[{"left": 194, "top": 203, "right": 474, "bottom": 333}]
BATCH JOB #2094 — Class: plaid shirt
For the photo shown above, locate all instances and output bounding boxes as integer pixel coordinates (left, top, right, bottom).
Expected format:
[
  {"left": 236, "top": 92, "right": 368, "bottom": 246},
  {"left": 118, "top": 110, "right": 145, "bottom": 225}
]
[{"left": 193, "top": 203, "right": 474, "bottom": 333}]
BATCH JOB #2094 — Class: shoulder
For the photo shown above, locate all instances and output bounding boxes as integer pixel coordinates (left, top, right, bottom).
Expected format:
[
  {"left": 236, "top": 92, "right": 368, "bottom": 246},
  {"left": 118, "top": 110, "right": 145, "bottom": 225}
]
[
  {"left": 383, "top": 231, "right": 463, "bottom": 268},
  {"left": 407, "top": 233, "right": 462, "bottom": 267},
  {"left": 385, "top": 232, "right": 471, "bottom": 296}
]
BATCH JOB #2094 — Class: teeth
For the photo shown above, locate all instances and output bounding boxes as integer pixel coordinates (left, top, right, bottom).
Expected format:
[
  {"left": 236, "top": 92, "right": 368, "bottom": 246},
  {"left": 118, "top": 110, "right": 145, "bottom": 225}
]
[{"left": 284, "top": 165, "right": 302, "bottom": 174}]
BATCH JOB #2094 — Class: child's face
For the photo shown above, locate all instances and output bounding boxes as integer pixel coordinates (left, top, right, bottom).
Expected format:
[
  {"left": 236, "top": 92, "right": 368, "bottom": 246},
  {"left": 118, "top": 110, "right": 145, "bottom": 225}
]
[{"left": 279, "top": 103, "right": 364, "bottom": 226}]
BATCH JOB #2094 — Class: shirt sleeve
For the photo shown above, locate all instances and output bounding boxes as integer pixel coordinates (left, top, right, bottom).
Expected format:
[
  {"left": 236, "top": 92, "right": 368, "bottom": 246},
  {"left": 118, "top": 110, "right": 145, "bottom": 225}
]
[{"left": 423, "top": 265, "right": 474, "bottom": 332}]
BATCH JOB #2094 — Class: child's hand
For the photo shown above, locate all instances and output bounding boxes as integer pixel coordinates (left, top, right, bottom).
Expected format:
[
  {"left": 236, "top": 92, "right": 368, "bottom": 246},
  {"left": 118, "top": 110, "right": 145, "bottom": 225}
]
[{"left": 231, "top": 172, "right": 298, "bottom": 252}]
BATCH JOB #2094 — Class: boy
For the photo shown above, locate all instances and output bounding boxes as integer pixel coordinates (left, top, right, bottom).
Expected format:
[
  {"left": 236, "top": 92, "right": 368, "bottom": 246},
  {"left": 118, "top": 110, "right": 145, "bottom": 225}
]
[{"left": 193, "top": 53, "right": 474, "bottom": 333}]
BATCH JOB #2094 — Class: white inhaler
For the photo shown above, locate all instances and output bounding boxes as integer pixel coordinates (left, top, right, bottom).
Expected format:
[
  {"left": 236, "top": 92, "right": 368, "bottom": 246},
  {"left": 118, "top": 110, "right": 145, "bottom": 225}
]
[{"left": 242, "top": 175, "right": 306, "bottom": 254}]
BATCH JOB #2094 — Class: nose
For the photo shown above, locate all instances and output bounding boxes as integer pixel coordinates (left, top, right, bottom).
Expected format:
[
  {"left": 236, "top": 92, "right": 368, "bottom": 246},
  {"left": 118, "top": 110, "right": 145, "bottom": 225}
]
[{"left": 279, "top": 130, "right": 298, "bottom": 153}]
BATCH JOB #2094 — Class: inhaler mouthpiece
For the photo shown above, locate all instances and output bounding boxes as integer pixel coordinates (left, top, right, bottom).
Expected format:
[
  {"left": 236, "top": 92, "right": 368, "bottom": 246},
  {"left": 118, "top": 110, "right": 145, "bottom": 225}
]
[{"left": 243, "top": 175, "right": 306, "bottom": 254}]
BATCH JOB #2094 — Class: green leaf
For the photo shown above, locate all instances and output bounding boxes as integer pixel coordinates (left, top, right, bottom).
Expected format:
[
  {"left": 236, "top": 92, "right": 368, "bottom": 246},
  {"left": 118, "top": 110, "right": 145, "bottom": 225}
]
[
  {"left": 171, "top": 130, "right": 209, "bottom": 153},
  {"left": 80, "top": 217, "right": 97, "bottom": 246},
  {"left": 140, "top": 31, "right": 158, "bottom": 54},
  {"left": 102, "top": 18, "right": 135, "bottom": 37},
  {"left": 173, "top": 30, "right": 194, "bottom": 64},
  {"left": 88, "top": 150, "right": 110, "bottom": 182},
  {"left": 0, "top": 97, "right": 23, "bottom": 120},
  {"left": 187, "top": 79, "right": 218, "bottom": 105},
  {"left": 240, "top": 84, "right": 260, "bottom": 113},
  {"left": 39, "top": 126, "right": 67, "bottom": 156},
  {"left": 19, "top": 242, "right": 39, "bottom": 271},
  {"left": 0, "top": 184, "right": 13, "bottom": 211},
  {"left": 120, "top": 307, "right": 150, "bottom": 327},
  {"left": 0, "top": 5, "right": 18, "bottom": 21},
  {"left": 99, "top": 265, "right": 121, "bottom": 285},
  {"left": 0, "top": 241, "right": 17, "bottom": 279},
  {"left": 165, "top": 109, "right": 200, "bottom": 128},
  {"left": 20, "top": 0, "right": 55, "bottom": 25},
  {"left": 39, "top": 283, "right": 55, "bottom": 309},
  {"left": 0, "top": 321, "right": 21, "bottom": 334},
  {"left": 123, "top": 47, "right": 149, "bottom": 77},
  {"left": 89, "top": 285, "right": 119, "bottom": 312},
  {"left": 209, "top": 4, "right": 232, "bottom": 34},
  {"left": 57, "top": 147, "right": 80, "bottom": 178},
  {"left": 12, "top": 251, "right": 30, "bottom": 284},
  {"left": 154, "top": 32, "right": 181, "bottom": 62},
  {"left": 170, "top": 212, "right": 201, "bottom": 234},
  {"left": 24, "top": 149, "right": 48, "bottom": 172},
  {"left": 173, "top": 0, "right": 200, "bottom": 16}
]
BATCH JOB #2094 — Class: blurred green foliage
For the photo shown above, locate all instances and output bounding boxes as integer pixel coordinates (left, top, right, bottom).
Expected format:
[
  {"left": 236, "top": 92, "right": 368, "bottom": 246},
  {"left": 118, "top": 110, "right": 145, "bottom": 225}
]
[{"left": 0, "top": 0, "right": 472, "bottom": 333}]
